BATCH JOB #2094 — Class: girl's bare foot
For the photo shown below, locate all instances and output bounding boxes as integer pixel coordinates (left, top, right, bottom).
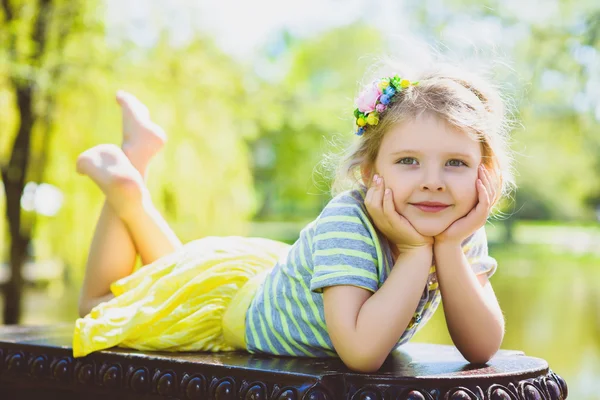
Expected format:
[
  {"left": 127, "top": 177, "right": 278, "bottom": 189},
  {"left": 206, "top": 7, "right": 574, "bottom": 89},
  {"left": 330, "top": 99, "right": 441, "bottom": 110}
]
[
  {"left": 76, "top": 144, "right": 147, "bottom": 217},
  {"left": 116, "top": 90, "right": 167, "bottom": 174}
]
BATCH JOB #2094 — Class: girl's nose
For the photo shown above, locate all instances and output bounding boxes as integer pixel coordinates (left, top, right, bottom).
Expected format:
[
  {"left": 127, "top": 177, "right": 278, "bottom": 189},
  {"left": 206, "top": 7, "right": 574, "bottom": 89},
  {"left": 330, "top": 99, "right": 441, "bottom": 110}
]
[
  {"left": 420, "top": 171, "right": 446, "bottom": 192},
  {"left": 420, "top": 182, "right": 445, "bottom": 191}
]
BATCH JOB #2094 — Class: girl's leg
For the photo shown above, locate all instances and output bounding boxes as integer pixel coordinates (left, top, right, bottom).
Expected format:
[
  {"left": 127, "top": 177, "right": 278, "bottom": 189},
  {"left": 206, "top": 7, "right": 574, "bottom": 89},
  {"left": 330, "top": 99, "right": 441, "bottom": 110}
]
[
  {"left": 77, "top": 144, "right": 182, "bottom": 271},
  {"left": 117, "top": 90, "right": 180, "bottom": 263},
  {"left": 78, "top": 92, "right": 177, "bottom": 316}
]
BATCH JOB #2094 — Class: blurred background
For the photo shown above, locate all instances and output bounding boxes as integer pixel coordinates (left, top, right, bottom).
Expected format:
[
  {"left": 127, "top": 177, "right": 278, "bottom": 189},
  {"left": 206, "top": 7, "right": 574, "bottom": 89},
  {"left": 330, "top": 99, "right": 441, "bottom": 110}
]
[{"left": 1, "top": 0, "right": 599, "bottom": 397}]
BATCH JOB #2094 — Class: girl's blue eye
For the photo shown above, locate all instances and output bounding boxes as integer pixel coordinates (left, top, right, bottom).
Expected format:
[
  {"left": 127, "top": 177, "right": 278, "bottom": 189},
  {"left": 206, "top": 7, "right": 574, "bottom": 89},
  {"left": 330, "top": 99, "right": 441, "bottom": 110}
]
[
  {"left": 398, "top": 157, "right": 418, "bottom": 165},
  {"left": 447, "top": 159, "right": 467, "bottom": 167}
]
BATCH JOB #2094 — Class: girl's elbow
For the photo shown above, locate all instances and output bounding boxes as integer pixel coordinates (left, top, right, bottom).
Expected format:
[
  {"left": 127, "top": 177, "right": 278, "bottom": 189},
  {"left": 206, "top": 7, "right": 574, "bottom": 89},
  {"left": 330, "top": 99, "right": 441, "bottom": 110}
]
[
  {"left": 338, "top": 346, "right": 387, "bottom": 373},
  {"left": 342, "top": 356, "right": 384, "bottom": 373},
  {"left": 464, "top": 351, "right": 496, "bottom": 364},
  {"left": 461, "top": 339, "right": 502, "bottom": 364},
  {"left": 459, "top": 326, "right": 504, "bottom": 364}
]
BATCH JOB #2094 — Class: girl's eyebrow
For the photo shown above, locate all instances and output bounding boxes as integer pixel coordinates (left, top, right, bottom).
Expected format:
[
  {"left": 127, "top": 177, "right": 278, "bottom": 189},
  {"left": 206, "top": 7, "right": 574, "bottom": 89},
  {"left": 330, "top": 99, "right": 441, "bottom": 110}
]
[{"left": 389, "top": 150, "right": 476, "bottom": 160}]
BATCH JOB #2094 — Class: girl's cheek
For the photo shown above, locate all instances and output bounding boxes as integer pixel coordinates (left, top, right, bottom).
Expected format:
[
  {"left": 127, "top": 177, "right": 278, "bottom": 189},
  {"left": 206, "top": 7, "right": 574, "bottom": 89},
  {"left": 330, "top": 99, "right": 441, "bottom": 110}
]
[
  {"left": 466, "top": 182, "right": 479, "bottom": 207},
  {"left": 392, "top": 193, "right": 405, "bottom": 213},
  {"left": 453, "top": 176, "right": 478, "bottom": 207}
]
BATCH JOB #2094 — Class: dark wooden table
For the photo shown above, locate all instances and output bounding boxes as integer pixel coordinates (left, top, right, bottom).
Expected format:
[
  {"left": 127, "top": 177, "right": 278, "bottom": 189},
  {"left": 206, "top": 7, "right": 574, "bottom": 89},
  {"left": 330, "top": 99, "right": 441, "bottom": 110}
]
[{"left": 0, "top": 324, "right": 567, "bottom": 400}]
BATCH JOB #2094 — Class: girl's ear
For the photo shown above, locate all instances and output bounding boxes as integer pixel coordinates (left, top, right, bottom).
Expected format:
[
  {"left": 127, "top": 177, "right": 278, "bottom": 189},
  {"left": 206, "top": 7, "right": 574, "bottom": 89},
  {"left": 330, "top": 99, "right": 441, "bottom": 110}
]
[{"left": 360, "top": 164, "right": 374, "bottom": 186}]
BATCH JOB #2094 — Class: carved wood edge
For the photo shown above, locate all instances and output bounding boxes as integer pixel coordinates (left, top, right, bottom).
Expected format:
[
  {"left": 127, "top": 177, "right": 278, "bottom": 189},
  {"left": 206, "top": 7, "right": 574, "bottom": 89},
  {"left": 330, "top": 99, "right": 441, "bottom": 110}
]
[
  {"left": 0, "top": 347, "right": 568, "bottom": 399},
  {"left": 346, "top": 372, "right": 568, "bottom": 400}
]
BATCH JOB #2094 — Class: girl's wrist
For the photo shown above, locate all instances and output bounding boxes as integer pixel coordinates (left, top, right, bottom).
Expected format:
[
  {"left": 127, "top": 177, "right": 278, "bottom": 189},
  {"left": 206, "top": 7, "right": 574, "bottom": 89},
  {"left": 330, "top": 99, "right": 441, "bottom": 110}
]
[
  {"left": 394, "top": 245, "right": 433, "bottom": 270},
  {"left": 433, "top": 239, "right": 462, "bottom": 251},
  {"left": 395, "top": 243, "right": 433, "bottom": 257},
  {"left": 433, "top": 240, "right": 463, "bottom": 258}
]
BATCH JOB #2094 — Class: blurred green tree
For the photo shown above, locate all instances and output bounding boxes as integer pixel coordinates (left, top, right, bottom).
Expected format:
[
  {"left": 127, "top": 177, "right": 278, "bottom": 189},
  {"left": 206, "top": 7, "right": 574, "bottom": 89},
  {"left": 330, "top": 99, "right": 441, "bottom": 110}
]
[
  {"left": 0, "top": 0, "right": 99, "bottom": 323},
  {"left": 23, "top": 35, "right": 261, "bottom": 310},
  {"left": 402, "top": 0, "right": 600, "bottom": 239},
  {"left": 249, "top": 25, "right": 385, "bottom": 220},
  {"left": 0, "top": 1, "right": 258, "bottom": 322}
]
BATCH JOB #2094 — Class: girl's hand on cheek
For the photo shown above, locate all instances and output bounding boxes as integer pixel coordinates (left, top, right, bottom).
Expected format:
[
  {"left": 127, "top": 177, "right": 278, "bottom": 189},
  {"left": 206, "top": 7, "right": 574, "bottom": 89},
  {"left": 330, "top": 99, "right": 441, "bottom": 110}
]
[
  {"left": 435, "top": 165, "right": 497, "bottom": 246},
  {"left": 365, "top": 175, "right": 433, "bottom": 253}
]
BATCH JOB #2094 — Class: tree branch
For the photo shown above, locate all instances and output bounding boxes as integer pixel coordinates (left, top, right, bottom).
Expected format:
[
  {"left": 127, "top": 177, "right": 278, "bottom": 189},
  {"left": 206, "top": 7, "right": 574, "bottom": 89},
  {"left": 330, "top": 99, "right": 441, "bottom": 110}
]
[
  {"left": 32, "top": 0, "right": 52, "bottom": 61},
  {"left": 0, "top": 0, "right": 13, "bottom": 22}
]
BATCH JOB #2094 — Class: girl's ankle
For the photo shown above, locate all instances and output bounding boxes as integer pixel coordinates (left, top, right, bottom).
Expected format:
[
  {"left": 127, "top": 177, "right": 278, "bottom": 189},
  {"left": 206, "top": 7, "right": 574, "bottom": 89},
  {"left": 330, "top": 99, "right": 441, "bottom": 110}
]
[{"left": 109, "top": 182, "right": 150, "bottom": 222}]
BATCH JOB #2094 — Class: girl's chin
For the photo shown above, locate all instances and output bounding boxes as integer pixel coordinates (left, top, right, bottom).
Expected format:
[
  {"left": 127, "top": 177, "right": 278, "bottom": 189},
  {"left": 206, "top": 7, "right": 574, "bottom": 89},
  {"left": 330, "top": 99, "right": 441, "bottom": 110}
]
[{"left": 410, "top": 220, "right": 453, "bottom": 238}]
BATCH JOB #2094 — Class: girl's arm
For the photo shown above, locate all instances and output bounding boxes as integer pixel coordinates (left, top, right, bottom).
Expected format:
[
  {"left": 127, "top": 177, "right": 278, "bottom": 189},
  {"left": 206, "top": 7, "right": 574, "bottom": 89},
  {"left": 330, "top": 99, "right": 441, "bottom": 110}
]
[
  {"left": 432, "top": 166, "right": 504, "bottom": 363},
  {"left": 323, "top": 245, "right": 432, "bottom": 373},
  {"left": 434, "top": 242, "right": 504, "bottom": 363}
]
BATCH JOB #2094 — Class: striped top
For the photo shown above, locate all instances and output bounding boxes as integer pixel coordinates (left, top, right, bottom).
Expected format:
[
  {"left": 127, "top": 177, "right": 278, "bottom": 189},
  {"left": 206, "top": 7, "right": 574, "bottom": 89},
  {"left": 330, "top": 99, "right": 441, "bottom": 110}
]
[{"left": 244, "top": 187, "right": 497, "bottom": 357}]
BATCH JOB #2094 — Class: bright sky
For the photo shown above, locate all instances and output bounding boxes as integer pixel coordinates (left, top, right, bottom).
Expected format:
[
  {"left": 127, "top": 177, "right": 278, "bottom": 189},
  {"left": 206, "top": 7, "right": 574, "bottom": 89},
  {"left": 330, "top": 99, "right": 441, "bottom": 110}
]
[
  {"left": 103, "top": 0, "right": 600, "bottom": 118},
  {"left": 105, "top": 0, "right": 413, "bottom": 59},
  {"left": 102, "top": 0, "right": 538, "bottom": 67}
]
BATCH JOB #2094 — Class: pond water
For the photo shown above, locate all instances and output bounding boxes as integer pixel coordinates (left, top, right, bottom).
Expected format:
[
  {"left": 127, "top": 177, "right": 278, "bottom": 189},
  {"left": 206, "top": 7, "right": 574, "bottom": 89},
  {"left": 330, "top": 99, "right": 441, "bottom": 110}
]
[
  {"left": 412, "top": 243, "right": 600, "bottom": 399},
  {"left": 5, "top": 241, "right": 599, "bottom": 399}
]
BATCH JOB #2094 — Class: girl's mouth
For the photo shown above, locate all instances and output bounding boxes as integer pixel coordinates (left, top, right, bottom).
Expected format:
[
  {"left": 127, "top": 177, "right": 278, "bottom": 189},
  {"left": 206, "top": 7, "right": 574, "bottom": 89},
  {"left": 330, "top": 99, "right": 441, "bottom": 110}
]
[{"left": 410, "top": 202, "right": 450, "bottom": 213}]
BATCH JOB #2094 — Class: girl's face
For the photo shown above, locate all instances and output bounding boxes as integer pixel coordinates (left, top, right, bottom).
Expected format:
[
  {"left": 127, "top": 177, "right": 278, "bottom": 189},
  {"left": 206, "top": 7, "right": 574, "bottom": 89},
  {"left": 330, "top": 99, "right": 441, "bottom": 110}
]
[{"left": 372, "top": 112, "right": 482, "bottom": 237}]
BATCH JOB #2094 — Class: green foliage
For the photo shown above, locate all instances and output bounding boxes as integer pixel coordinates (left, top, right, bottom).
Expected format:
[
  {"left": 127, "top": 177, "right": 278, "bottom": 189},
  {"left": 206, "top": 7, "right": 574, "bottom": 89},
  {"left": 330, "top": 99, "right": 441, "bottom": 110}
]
[
  {"left": 1, "top": 3, "right": 259, "bottom": 285},
  {"left": 249, "top": 25, "right": 385, "bottom": 219},
  {"left": 2, "top": 0, "right": 600, "bottom": 289},
  {"left": 402, "top": 0, "right": 600, "bottom": 220},
  {"left": 37, "top": 38, "right": 261, "bottom": 283}
]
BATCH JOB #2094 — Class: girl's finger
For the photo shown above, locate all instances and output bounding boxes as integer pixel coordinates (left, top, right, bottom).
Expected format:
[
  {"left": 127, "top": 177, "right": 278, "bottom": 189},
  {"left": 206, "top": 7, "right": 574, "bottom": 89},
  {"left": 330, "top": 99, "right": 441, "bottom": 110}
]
[
  {"left": 479, "top": 165, "right": 490, "bottom": 188},
  {"left": 382, "top": 186, "right": 403, "bottom": 227},
  {"left": 365, "top": 174, "right": 379, "bottom": 205},
  {"left": 476, "top": 178, "right": 491, "bottom": 213},
  {"left": 479, "top": 166, "right": 493, "bottom": 205},
  {"left": 371, "top": 175, "right": 385, "bottom": 211},
  {"left": 485, "top": 168, "right": 497, "bottom": 206},
  {"left": 487, "top": 168, "right": 499, "bottom": 204}
]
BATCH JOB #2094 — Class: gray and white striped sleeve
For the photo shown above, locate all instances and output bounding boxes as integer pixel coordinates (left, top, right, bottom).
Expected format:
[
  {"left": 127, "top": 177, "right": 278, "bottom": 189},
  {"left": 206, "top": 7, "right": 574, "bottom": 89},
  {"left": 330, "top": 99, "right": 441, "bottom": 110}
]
[{"left": 310, "top": 199, "right": 380, "bottom": 293}]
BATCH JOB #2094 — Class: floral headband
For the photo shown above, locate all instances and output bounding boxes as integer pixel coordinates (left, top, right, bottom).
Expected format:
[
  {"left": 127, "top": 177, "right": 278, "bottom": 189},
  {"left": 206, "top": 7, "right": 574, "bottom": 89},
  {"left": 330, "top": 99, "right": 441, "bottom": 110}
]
[{"left": 354, "top": 75, "right": 419, "bottom": 136}]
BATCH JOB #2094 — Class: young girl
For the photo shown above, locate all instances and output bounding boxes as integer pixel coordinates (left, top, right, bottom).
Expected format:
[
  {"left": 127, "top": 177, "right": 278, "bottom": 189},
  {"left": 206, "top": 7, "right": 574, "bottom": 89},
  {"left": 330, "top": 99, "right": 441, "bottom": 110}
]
[{"left": 74, "top": 63, "right": 513, "bottom": 373}]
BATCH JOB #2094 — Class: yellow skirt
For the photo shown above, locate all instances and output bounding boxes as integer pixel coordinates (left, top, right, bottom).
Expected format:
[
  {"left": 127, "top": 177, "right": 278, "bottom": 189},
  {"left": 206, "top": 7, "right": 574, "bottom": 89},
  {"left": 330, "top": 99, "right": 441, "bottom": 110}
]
[{"left": 73, "top": 236, "right": 290, "bottom": 358}]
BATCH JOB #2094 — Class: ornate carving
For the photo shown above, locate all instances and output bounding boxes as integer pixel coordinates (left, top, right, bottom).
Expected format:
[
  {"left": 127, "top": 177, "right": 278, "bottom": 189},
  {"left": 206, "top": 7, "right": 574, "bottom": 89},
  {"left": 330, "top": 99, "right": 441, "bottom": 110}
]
[
  {"left": 29, "top": 355, "right": 48, "bottom": 378},
  {"left": 180, "top": 373, "right": 206, "bottom": 399},
  {"left": 51, "top": 357, "right": 71, "bottom": 383},
  {"left": 74, "top": 361, "right": 94, "bottom": 385},
  {"left": 552, "top": 372, "right": 568, "bottom": 398},
  {"left": 404, "top": 389, "right": 428, "bottom": 400},
  {"left": 245, "top": 382, "right": 267, "bottom": 400},
  {"left": 211, "top": 377, "right": 235, "bottom": 400},
  {"left": 489, "top": 387, "right": 513, "bottom": 400},
  {"left": 153, "top": 370, "right": 176, "bottom": 396},
  {"left": 277, "top": 388, "right": 298, "bottom": 400},
  {"left": 128, "top": 367, "right": 149, "bottom": 393},
  {"left": 545, "top": 379, "right": 562, "bottom": 400},
  {"left": 447, "top": 388, "right": 478, "bottom": 400},
  {"left": 304, "top": 385, "right": 331, "bottom": 400},
  {"left": 285, "top": 389, "right": 298, "bottom": 400},
  {"left": 99, "top": 363, "right": 121, "bottom": 389},
  {"left": 343, "top": 372, "right": 569, "bottom": 400},
  {"left": 6, "top": 351, "right": 25, "bottom": 374},
  {"left": 0, "top": 346, "right": 569, "bottom": 400},
  {"left": 351, "top": 387, "right": 382, "bottom": 400},
  {"left": 522, "top": 384, "right": 542, "bottom": 400}
]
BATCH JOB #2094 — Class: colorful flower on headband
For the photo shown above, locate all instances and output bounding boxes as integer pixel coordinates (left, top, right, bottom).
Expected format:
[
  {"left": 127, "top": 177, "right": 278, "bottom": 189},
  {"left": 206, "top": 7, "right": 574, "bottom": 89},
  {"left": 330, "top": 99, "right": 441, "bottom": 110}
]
[
  {"left": 354, "top": 75, "right": 419, "bottom": 136},
  {"left": 355, "top": 83, "right": 381, "bottom": 114}
]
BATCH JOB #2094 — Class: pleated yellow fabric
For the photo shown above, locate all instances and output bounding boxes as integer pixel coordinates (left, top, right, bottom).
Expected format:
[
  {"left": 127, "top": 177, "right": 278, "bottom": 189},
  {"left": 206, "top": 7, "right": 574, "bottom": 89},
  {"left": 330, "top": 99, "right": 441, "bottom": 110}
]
[{"left": 73, "top": 236, "right": 290, "bottom": 358}]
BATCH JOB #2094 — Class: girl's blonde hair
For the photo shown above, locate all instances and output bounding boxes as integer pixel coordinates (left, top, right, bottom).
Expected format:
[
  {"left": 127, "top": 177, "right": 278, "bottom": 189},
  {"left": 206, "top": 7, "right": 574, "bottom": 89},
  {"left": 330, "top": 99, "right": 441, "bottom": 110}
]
[{"left": 332, "top": 62, "right": 516, "bottom": 207}]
